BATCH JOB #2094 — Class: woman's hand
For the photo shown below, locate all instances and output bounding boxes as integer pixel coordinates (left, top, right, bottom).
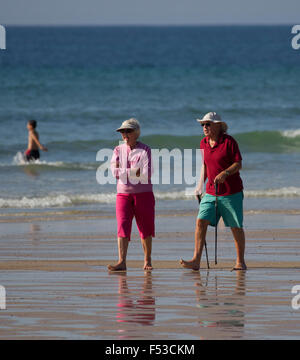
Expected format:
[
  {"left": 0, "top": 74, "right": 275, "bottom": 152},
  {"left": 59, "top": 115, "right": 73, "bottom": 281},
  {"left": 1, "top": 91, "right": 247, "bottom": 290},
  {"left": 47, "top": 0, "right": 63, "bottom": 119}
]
[
  {"left": 214, "top": 171, "right": 228, "bottom": 184},
  {"left": 129, "top": 168, "right": 141, "bottom": 177}
]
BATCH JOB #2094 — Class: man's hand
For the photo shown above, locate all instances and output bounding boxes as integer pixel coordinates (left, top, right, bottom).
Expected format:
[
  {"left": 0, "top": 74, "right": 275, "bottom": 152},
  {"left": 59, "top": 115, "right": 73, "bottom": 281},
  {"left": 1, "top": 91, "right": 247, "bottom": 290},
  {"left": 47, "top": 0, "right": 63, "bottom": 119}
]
[
  {"left": 195, "top": 188, "right": 202, "bottom": 201},
  {"left": 214, "top": 171, "right": 228, "bottom": 184}
]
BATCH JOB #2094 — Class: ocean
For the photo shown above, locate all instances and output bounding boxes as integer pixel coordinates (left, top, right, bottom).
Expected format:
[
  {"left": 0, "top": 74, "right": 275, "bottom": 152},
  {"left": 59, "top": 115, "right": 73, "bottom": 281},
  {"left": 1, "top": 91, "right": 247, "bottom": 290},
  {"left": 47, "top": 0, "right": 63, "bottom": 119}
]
[{"left": 1, "top": 26, "right": 300, "bottom": 213}]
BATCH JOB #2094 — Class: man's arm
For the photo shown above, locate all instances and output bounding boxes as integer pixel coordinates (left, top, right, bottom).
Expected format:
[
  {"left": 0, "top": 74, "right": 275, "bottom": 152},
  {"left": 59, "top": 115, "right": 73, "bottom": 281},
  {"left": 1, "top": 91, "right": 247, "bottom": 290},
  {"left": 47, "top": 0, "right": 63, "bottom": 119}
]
[
  {"left": 214, "top": 161, "right": 242, "bottom": 184},
  {"left": 195, "top": 164, "right": 207, "bottom": 195}
]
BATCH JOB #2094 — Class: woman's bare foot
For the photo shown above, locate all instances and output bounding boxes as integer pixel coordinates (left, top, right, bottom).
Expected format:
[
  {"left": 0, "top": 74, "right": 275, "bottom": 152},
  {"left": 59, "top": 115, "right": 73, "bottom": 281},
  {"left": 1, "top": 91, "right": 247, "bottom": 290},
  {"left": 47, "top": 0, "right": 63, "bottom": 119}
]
[
  {"left": 231, "top": 262, "right": 247, "bottom": 271},
  {"left": 107, "top": 261, "right": 127, "bottom": 272},
  {"left": 144, "top": 258, "right": 153, "bottom": 271},
  {"left": 179, "top": 258, "right": 200, "bottom": 271}
]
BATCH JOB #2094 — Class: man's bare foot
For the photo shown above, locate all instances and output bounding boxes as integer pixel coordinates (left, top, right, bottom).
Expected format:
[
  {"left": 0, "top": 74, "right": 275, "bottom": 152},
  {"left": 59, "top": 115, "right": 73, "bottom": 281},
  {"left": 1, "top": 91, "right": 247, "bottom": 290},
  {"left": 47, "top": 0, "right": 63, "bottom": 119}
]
[
  {"left": 179, "top": 258, "right": 200, "bottom": 271},
  {"left": 107, "top": 262, "right": 127, "bottom": 272},
  {"left": 231, "top": 262, "right": 247, "bottom": 271}
]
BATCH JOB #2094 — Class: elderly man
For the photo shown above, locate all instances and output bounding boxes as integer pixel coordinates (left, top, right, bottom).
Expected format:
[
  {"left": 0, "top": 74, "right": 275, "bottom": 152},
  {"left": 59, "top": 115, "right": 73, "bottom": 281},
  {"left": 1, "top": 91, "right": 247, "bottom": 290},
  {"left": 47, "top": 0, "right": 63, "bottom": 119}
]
[{"left": 180, "top": 112, "right": 247, "bottom": 271}]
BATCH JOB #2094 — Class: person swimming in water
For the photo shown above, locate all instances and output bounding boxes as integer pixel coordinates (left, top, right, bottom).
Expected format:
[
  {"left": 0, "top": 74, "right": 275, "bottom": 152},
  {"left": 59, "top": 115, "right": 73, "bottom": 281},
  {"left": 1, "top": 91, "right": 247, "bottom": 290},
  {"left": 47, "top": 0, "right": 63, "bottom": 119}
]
[{"left": 24, "top": 120, "right": 48, "bottom": 161}]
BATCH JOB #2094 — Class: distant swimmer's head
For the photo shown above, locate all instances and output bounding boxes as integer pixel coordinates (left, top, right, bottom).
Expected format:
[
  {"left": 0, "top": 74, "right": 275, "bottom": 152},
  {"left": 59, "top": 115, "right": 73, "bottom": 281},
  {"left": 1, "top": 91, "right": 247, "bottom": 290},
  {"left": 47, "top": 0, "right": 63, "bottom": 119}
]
[
  {"left": 116, "top": 118, "right": 141, "bottom": 144},
  {"left": 27, "top": 119, "right": 37, "bottom": 130}
]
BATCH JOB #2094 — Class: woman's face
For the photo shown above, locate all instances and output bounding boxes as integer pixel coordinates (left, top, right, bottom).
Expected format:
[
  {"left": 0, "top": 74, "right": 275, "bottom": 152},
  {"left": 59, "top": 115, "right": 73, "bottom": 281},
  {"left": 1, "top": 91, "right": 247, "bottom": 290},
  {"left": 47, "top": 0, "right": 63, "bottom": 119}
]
[
  {"left": 202, "top": 122, "right": 222, "bottom": 138},
  {"left": 120, "top": 129, "right": 139, "bottom": 146}
]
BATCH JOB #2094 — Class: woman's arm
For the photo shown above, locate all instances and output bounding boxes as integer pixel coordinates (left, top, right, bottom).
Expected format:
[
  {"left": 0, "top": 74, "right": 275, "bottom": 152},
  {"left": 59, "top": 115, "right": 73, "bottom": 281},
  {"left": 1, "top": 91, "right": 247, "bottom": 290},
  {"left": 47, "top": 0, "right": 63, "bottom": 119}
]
[
  {"left": 110, "top": 149, "right": 121, "bottom": 179},
  {"left": 128, "top": 148, "right": 151, "bottom": 184},
  {"left": 110, "top": 147, "right": 131, "bottom": 181}
]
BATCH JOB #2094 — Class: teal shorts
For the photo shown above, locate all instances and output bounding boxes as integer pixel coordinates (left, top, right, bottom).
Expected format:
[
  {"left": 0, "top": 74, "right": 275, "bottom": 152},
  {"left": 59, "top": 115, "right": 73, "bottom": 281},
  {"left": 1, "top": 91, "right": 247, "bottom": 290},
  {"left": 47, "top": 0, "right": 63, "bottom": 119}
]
[{"left": 197, "top": 191, "right": 244, "bottom": 228}]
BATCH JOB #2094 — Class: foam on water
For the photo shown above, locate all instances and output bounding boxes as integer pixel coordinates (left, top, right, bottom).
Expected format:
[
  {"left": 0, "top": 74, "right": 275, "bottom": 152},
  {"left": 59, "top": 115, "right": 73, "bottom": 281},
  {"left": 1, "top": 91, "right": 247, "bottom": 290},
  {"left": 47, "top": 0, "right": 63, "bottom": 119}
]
[
  {"left": 1, "top": 187, "right": 300, "bottom": 209},
  {"left": 11, "top": 152, "right": 96, "bottom": 170},
  {"left": 245, "top": 187, "right": 300, "bottom": 198},
  {"left": 281, "top": 129, "right": 300, "bottom": 138}
]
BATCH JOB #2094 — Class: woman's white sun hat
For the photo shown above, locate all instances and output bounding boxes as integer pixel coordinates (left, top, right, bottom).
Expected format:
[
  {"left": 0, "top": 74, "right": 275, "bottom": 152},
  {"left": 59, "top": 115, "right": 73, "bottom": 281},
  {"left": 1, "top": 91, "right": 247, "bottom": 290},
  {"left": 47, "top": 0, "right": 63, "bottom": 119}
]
[
  {"left": 197, "top": 112, "right": 228, "bottom": 133},
  {"left": 116, "top": 118, "right": 140, "bottom": 132}
]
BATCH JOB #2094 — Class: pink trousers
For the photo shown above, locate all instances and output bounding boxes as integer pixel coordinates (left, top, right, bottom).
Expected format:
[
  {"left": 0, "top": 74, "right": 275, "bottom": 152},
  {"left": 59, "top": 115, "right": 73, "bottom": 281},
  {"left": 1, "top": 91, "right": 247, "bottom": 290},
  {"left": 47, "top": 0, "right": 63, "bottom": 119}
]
[{"left": 116, "top": 192, "right": 155, "bottom": 241}]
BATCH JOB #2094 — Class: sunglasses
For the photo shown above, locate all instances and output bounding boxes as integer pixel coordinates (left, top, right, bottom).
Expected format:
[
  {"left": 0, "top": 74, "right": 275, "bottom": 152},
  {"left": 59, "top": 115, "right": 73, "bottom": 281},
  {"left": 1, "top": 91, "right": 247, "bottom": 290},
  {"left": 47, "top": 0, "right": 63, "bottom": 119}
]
[
  {"left": 120, "top": 129, "right": 134, "bottom": 134},
  {"left": 201, "top": 123, "right": 211, "bottom": 127}
]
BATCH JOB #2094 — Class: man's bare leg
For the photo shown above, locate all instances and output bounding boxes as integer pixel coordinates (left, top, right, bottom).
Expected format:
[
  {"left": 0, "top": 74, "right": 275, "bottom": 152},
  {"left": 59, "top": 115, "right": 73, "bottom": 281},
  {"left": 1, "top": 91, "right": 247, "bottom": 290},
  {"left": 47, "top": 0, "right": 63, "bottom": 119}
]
[
  {"left": 180, "top": 219, "right": 209, "bottom": 270},
  {"left": 231, "top": 227, "right": 247, "bottom": 270},
  {"left": 107, "top": 237, "right": 129, "bottom": 271},
  {"left": 141, "top": 236, "right": 153, "bottom": 270}
]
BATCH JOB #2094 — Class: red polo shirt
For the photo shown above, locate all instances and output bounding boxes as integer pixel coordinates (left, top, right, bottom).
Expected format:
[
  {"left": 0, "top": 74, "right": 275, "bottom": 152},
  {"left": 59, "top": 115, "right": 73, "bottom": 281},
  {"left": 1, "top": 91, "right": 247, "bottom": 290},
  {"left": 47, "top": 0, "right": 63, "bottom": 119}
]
[{"left": 200, "top": 134, "right": 243, "bottom": 196}]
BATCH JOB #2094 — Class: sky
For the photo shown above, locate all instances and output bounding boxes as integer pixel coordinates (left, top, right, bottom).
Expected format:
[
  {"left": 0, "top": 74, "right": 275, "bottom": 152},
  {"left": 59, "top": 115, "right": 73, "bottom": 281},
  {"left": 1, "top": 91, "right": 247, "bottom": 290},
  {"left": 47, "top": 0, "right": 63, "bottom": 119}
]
[{"left": 0, "top": 0, "right": 299, "bottom": 25}]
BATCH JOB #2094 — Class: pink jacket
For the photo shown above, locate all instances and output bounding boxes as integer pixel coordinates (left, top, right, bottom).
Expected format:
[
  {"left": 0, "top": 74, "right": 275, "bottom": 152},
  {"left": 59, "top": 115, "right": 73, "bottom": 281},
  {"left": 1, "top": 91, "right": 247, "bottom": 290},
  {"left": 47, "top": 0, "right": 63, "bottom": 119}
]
[{"left": 111, "top": 141, "right": 153, "bottom": 194}]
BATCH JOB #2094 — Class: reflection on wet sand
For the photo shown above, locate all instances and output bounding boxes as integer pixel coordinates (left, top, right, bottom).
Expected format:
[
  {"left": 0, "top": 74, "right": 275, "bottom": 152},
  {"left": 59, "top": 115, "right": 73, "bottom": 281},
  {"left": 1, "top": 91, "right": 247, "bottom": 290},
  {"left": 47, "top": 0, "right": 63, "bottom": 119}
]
[
  {"left": 29, "top": 224, "right": 41, "bottom": 245},
  {"left": 183, "top": 271, "right": 246, "bottom": 338},
  {"left": 110, "top": 272, "right": 155, "bottom": 339},
  {"left": 0, "top": 209, "right": 299, "bottom": 339}
]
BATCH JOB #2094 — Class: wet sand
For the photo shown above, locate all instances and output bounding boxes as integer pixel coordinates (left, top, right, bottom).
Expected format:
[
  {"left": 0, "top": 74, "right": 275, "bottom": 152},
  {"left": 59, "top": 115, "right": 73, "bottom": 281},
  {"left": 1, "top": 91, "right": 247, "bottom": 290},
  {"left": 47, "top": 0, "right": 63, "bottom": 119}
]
[{"left": 0, "top": 209, "right": 300, "bottom": 339}]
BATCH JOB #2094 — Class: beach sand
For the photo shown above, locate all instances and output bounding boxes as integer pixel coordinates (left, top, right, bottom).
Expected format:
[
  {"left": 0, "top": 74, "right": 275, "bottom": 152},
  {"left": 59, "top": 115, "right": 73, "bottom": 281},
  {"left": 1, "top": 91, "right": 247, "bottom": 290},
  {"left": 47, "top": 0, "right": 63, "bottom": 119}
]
[{"left": 0, "top": 209, "right": 299, "bottom": 340}]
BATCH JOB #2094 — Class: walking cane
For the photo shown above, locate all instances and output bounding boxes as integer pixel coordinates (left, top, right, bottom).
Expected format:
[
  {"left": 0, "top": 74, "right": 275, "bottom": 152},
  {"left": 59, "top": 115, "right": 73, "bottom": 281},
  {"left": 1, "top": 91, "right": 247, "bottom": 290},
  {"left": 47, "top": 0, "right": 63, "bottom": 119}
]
[
  {"left": 214, "top": 183, "right": 218, "bottom": 265},
  {"left": 197, "top": 194, "right": 210, "bottom": 269}
]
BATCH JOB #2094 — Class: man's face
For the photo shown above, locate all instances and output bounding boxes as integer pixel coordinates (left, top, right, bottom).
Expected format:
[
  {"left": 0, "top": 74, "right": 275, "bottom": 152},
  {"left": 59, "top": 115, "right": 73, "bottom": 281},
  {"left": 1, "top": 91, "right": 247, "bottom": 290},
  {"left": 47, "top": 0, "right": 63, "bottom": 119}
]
[{"left": 202, "top": 122, "right": 221, "bottom": 138}]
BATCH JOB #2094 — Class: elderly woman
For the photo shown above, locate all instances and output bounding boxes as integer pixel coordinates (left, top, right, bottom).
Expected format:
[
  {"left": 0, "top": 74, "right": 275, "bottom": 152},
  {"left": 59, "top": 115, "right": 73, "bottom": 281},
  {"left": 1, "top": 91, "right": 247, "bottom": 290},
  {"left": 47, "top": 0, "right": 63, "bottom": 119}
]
[
  {"left": 180, "top": 112, "right": 247, "bottom": 271},
  {"left": 108, "top": 118, "right": 155, "bottom": 272}
]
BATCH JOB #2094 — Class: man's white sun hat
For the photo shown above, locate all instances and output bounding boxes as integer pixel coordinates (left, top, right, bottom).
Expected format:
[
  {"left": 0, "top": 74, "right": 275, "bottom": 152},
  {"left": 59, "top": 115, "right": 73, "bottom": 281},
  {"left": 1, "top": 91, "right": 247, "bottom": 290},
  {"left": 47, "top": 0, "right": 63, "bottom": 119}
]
[{"left": 197, "top": 112, "right": 228, "bottom": 133}]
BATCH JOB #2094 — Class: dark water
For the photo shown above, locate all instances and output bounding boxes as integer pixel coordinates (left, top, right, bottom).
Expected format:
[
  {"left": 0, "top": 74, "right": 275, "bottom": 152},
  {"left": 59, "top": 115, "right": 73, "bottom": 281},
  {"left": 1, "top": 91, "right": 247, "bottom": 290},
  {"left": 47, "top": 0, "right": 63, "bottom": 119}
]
[{"left": 0, "top": 26, "right": 300, "bottom": 209}]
